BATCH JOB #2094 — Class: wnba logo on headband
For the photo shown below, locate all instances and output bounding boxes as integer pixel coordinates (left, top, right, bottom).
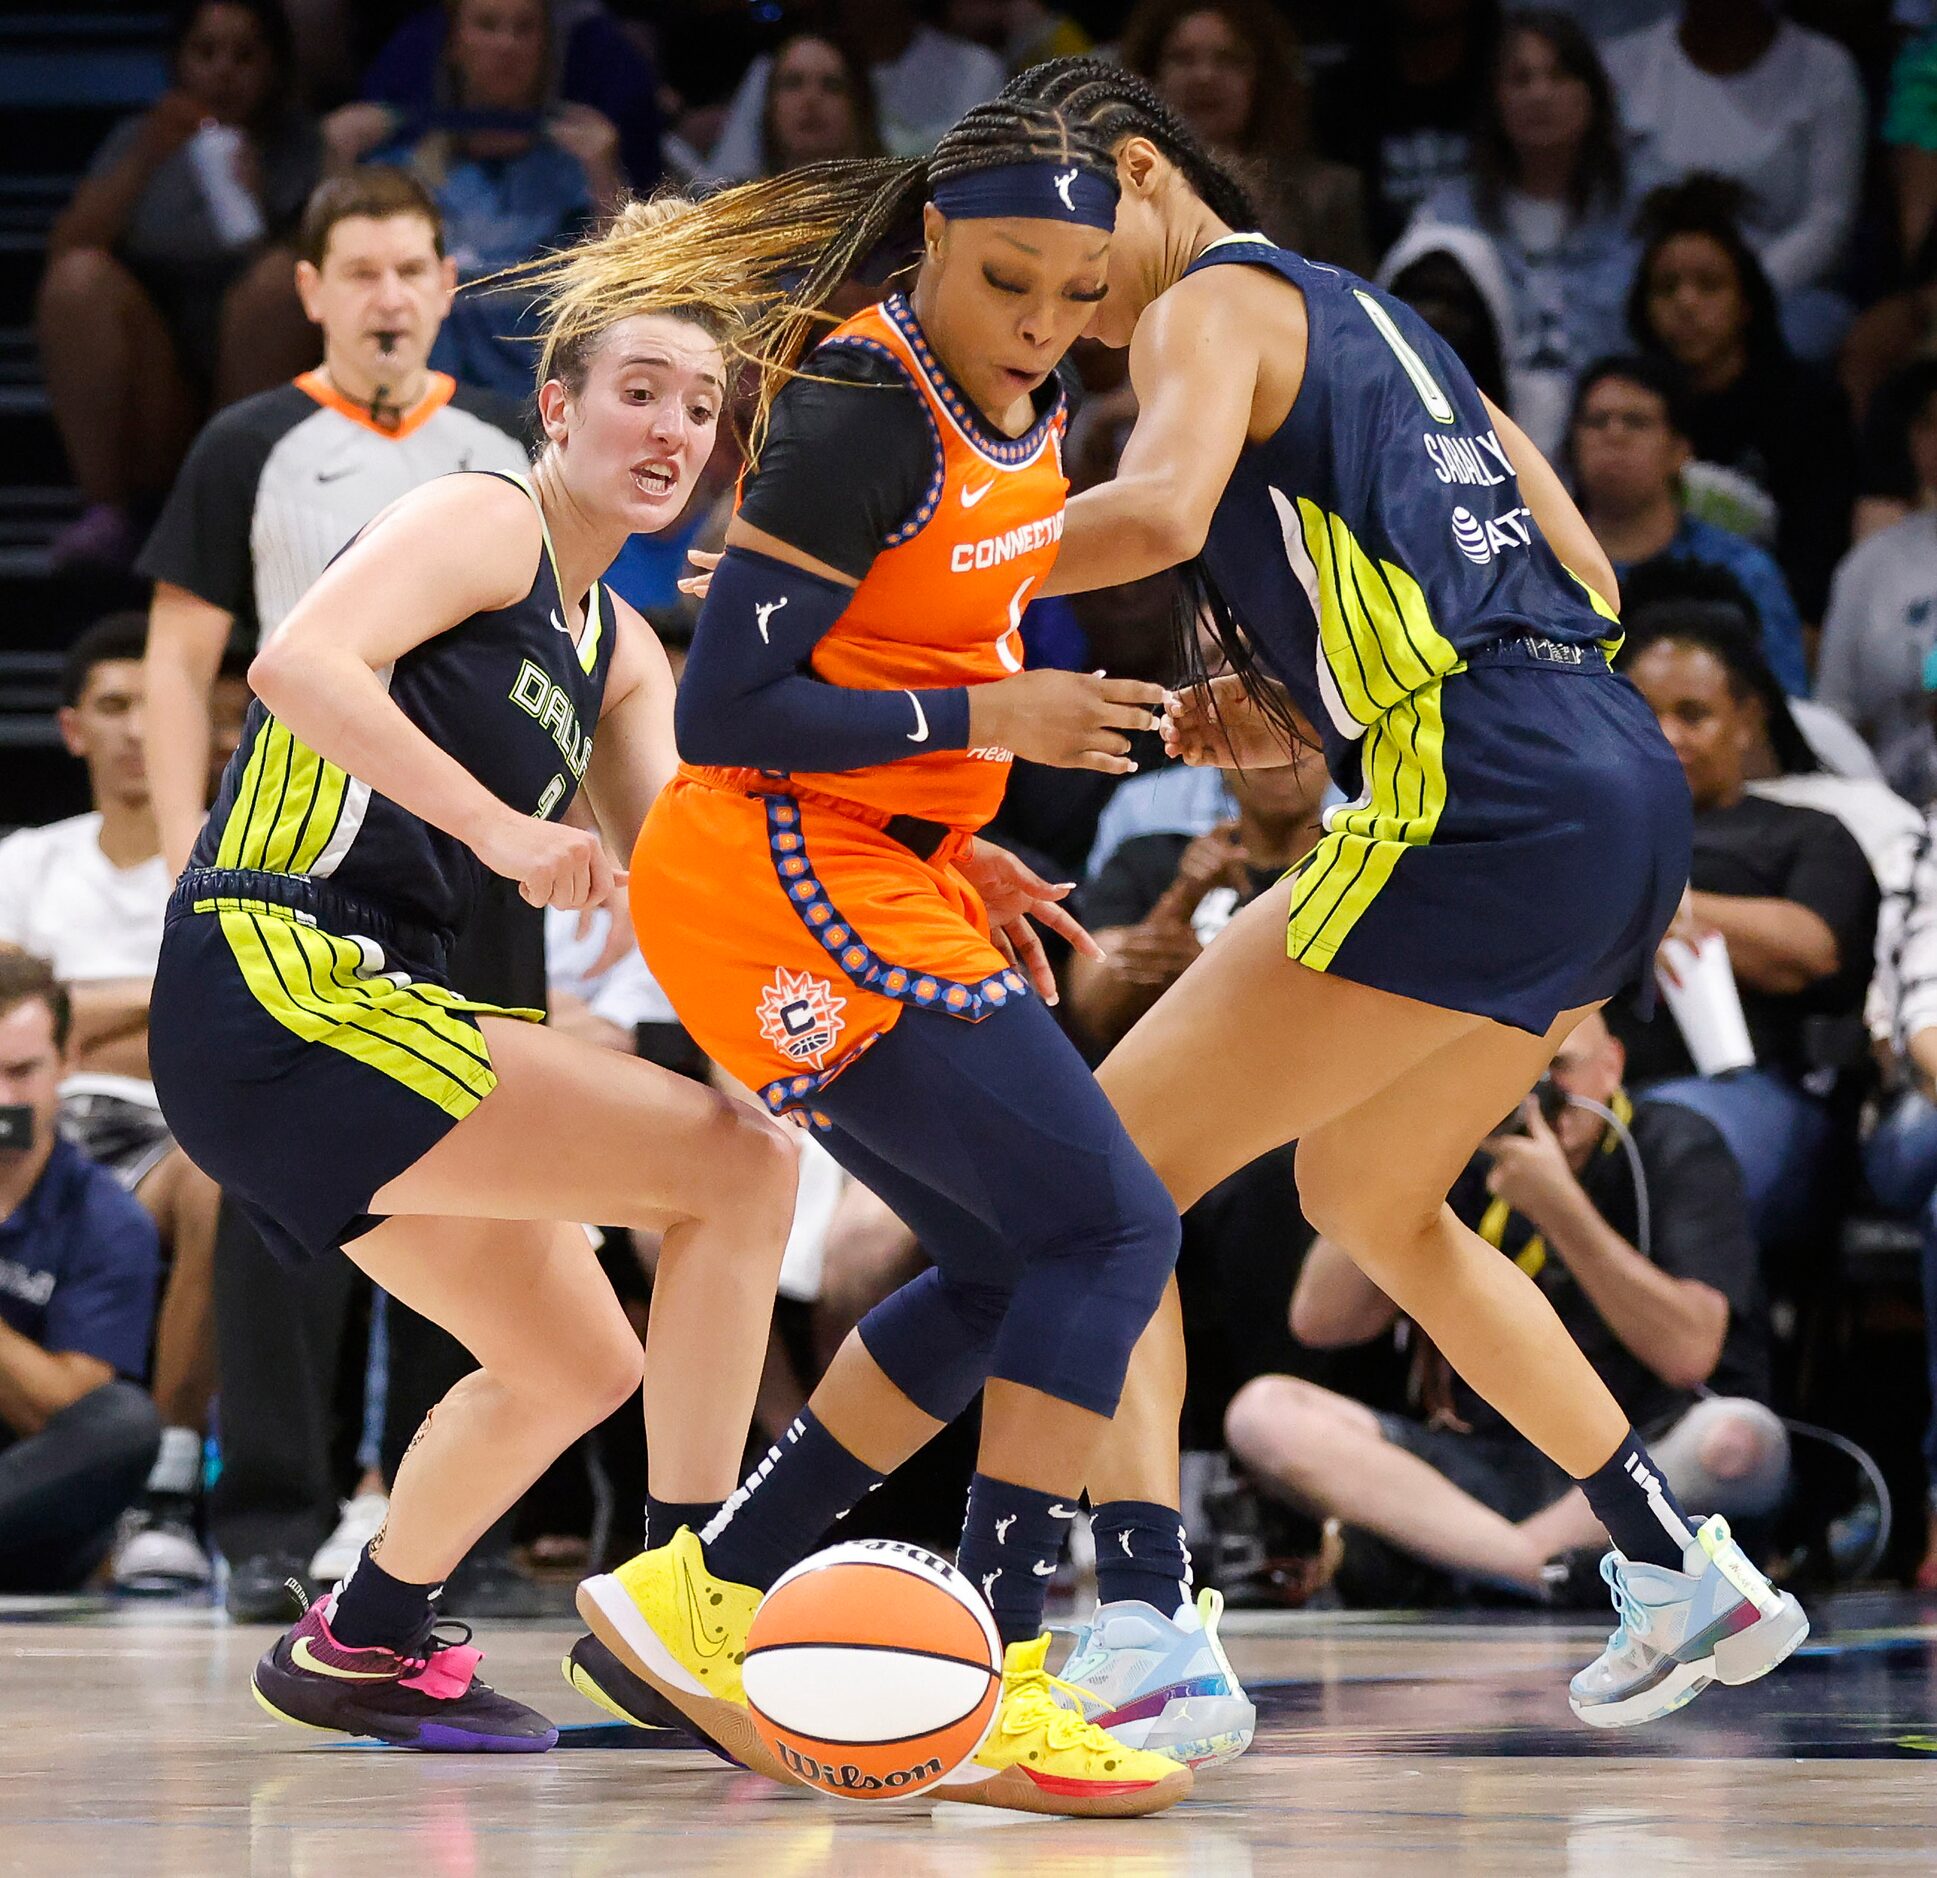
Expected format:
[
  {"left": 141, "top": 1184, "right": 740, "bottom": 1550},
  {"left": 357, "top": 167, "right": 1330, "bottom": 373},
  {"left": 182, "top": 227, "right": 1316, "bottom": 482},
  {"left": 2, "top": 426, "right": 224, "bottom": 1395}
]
[{"left": 930, "top": 160, "right": 1119, "bottom": 232}]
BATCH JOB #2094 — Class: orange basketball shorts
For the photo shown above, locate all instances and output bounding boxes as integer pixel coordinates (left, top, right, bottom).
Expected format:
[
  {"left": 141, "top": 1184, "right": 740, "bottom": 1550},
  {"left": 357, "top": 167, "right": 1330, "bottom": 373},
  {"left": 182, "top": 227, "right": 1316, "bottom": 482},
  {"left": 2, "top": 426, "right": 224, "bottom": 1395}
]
[{"left": 629, "top": 774, "right": 1030, "bottom": 1120}]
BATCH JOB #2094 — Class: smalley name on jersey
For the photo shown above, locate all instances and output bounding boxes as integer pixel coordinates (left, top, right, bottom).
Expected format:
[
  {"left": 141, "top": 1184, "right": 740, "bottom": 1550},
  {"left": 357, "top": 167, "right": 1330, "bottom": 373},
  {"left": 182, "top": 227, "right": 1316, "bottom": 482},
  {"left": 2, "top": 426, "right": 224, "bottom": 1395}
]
[
  {"left": 509, "top": 659, "right": 592, "bottom": 779},
  {"left": 949, "top": 510, "right": 1064, "bottom": 573},
  {"left": 1423, "top": 429, "right": 1514, "bottom": 489}
]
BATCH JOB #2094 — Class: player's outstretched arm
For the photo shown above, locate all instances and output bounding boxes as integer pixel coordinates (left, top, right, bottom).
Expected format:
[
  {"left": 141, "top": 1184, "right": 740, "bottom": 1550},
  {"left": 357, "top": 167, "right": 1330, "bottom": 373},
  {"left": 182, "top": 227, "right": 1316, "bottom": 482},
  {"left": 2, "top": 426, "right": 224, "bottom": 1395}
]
[{"left": 1045, "top": 270, "right": 1275, "bottom": 598}]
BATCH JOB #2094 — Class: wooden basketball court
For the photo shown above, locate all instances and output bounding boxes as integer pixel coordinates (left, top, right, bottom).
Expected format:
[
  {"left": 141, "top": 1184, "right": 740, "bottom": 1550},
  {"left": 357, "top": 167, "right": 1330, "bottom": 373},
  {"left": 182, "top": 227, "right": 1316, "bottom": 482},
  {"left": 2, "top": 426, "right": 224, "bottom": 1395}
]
[{"left": 7, "top": 1592, "right": 1937, "bottom": 1872}]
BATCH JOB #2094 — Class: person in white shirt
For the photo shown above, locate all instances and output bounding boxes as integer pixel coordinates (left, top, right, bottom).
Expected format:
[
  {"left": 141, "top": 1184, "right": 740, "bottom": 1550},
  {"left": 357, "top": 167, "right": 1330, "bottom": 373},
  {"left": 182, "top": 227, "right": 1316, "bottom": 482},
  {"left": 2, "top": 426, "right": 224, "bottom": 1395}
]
[
  {"left": 698, "top": 0, "right": 1005, "bottom": 180},
  {"left": 1602, "top": 0, "right": 1866, "bottom": 353},
  {"left": 0, "top": 615, "right": 248, "bottom": 1591}
]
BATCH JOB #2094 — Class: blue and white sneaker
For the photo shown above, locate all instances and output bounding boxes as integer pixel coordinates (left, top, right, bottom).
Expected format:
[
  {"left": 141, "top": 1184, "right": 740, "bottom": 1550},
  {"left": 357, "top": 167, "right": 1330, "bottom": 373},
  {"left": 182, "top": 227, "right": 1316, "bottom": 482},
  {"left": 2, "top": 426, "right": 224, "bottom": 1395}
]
[
  {"left": 1570, "top": 1514, "right": 1809, "bottom": 1729},
  {"left": 1057, "top": 1586, "right": 1256, "bottom": 1769}
]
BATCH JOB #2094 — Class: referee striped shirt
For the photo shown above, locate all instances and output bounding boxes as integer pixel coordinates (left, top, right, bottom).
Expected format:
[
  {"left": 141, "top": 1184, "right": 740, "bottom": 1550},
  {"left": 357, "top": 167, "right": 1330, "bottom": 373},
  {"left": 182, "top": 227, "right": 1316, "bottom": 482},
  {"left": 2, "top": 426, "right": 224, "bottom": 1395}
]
[{"left": 140, "top": 369, "right": 530, "bottom": 645}]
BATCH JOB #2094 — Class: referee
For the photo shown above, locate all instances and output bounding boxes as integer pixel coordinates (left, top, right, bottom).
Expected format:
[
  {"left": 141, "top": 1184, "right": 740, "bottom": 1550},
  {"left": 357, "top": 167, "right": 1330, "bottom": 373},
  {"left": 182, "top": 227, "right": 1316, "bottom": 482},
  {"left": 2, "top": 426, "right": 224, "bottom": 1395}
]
[{"left": 139, "top": 168, "right": 544, "bottom": 1621}]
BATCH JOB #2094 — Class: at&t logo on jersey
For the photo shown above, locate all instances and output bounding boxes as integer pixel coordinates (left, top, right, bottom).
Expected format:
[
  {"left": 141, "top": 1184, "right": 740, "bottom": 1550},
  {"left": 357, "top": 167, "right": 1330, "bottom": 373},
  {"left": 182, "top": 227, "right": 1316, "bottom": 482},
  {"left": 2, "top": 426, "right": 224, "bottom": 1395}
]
[
  {"left": 1451, "top": 505, "right": 1534, "bottom": 566},
  {"left": 757, "top": 968, "right": 848, "bottom": 1069}
]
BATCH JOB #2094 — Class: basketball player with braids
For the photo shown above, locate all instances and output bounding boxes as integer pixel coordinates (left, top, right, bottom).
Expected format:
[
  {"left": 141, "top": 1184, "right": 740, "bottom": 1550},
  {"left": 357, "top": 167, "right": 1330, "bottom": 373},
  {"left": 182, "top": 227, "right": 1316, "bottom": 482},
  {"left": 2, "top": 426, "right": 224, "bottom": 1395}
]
[
  {"left": 548, "top": 101, "right": 1197, "bottom": 1816},
  {"left": 976, "top": 59, "right": 1809, "bottom": 1736},
  {"left": 148, "top": 198, "right": 817, "bottom": 1751}
]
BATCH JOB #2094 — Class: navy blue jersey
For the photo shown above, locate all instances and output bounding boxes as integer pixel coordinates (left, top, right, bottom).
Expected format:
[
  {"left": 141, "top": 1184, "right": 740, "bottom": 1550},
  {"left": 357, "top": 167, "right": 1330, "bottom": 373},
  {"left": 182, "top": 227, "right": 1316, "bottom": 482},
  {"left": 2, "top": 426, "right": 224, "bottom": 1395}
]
[
  {"left": 192, "top": 471, "right": 614, "bottom": 937},
  {"left": 1183, "top": 237, "right": 1621, "bottom": 773}
]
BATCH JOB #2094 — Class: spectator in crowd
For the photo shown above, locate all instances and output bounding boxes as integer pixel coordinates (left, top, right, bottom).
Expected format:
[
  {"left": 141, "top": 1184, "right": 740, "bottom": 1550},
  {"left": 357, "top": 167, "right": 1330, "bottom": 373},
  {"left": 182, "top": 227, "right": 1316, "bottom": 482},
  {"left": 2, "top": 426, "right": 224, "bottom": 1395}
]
[
  {"left": 36, "top": 0, "right": 325, "bottom": 570},
  {"left": 1861, "top": 775, "right": 1937, "bottom": 1590},
  {"left": 0, "top": 949, "right": 163, "bottom": 1592},
  {"left": 0, "top": 619, "right": 244, "bottom": 1594},
  {"left": 1067, "top": 758, "right": 1330, "bottom": 1053},
  {"left": 1313, "top": 0, "right": 1502, "bottom": 253},
  {"left": 701, "top": 0, "right": 1005, "bottom": 178},
  {"left": 1882, "top": 9, "right": 1937, "bottom": 267},
  {"left": 1118, "top": 0, "right": 1372, "bottom": 273},
  {"left": 1602, "top": 0, "right": 1868, "bottom": 356},
  {"left": 1818, "top": 361, "right": 1937, "bottom": 802},
  {"left": 357, "top": 0, "right": 664, "bottom": 191},
  {"left": 138, "top": 168, "right": 538, "bottom": 1621},
  {"left": 1615, "top": 560, "right": 1882, "bottom": 783},
  {"left": 1226, "top": 1010, "right": 1787, "bottom": 1602},
  {"left": 1569, "top": 356, "right": 1807, "bottom": 694},
  {"left": 1840, "top": 228, "right": 1937, "bottom": 436},
  {"left": 1378, "top": 225, "right": 1513, "bottom": 405},
  {"left": 1629, "top": 180, "right": 1856, "bottom": 623},
  {"left": 328, "top": 0, "right": 623, "bottom": 397},
  {"left": 1408, "top": 10, "right": 1636, "bottom": 456},
  {"left": 1615, "top": 605, "right": 1880, "bottom": 1245},
  {"left": 754, "top": 31, "right": 886, "bottom": 174}
]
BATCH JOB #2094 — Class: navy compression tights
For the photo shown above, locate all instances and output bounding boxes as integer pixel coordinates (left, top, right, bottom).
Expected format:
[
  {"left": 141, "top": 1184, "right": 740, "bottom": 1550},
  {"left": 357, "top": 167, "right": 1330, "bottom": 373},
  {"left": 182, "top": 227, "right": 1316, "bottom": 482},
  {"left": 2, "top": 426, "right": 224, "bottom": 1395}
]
[{"left": 812, "top": 995, "right": 1180, "bottom": 1422}]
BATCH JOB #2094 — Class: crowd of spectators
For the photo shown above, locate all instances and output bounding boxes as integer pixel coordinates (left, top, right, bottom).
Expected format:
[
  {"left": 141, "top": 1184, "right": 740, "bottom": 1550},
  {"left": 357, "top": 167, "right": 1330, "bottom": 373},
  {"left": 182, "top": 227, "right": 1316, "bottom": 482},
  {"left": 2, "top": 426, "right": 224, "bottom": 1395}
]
[{"left": 11, "top": 0, "right": 1937, "bottom": 1612}]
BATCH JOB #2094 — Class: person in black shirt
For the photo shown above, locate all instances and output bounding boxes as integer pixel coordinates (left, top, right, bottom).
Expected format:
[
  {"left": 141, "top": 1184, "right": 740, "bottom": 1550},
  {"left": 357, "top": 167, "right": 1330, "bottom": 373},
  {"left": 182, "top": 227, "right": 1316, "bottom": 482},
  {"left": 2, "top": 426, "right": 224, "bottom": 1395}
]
[
  {"left": 1616, "top": 607, "right": 1879, "bottom": 1244},
  {"left": 1066, "top": 756, "right": 1329, "bottom": 1053},
  {"left": 1628, "top": 180, "right": 1856, "bottom": 622},
  {"left": 1225, "top": 1011, "right": 1786, "bottom": 1600}
]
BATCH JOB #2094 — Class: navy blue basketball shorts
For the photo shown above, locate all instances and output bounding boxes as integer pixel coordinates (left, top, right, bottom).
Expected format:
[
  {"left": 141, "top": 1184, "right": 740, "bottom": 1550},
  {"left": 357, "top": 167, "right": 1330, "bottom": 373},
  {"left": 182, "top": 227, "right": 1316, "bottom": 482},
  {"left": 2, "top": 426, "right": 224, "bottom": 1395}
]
[
  {"left": 150, "top": 869, "right": 538, "bottom": 1267},
  {"left": 1286, "top": 637, "right": 1692, "bottom": 1035}
]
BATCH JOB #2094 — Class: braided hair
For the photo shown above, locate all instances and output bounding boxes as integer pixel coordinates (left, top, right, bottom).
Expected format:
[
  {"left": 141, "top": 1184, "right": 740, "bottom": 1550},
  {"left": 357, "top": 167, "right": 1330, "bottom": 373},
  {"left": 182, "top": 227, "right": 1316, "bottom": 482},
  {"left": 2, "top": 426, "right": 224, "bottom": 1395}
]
[
  {"left": 1003, "top": 58, "right": 1309, "bottom": 756},
  {"left": 505, "top": 96, "right": 1117, "bottom": 460}
]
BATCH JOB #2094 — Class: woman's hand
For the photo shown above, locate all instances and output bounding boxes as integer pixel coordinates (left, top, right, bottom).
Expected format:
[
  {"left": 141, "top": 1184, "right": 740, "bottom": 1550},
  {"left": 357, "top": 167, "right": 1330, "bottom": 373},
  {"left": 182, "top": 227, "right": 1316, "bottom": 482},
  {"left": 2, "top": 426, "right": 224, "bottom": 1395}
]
[
  {"left": 322, "top": 102, "right": 399, "bottom": 168},
  {"left": 471, "top": 810, "right": 625, "bottom": 911},
  {"left": 135, "top": 90, "right": 209, "bottom": 164},
  {"left": 550, "top": 103, "right": 625, "bottom": 208},
  {"left": 1161, "top": 673, "right": 1307, "bottom": 768},
  {"left": 1654, "top": 890, "right": 1720, "bottom": 989},
  {"left": 959, "top": 839, "right": 1103, "bottom": 1004},
  {"left": 968, "top": 668, "right": 1166, "bottom": 774},
  {"left": 677, "top": 547, "right": 723, "bottom": 600}
]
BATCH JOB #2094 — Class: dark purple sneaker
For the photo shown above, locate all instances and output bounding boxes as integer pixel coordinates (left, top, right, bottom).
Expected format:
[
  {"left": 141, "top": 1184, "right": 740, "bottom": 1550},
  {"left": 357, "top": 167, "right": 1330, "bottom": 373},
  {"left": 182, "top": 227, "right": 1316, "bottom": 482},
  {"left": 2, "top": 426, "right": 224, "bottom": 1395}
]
[{"left": 252, "top": 1593, "right": 557, "bottom": 1751}]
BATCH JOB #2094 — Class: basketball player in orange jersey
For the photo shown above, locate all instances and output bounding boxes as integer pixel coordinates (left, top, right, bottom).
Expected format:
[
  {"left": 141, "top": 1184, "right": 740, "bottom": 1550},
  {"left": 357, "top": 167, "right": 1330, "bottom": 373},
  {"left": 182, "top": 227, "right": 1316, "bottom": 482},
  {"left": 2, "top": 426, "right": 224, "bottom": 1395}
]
[{"left": 543, "top": 101, "right": 1201, "bottom": 1816}]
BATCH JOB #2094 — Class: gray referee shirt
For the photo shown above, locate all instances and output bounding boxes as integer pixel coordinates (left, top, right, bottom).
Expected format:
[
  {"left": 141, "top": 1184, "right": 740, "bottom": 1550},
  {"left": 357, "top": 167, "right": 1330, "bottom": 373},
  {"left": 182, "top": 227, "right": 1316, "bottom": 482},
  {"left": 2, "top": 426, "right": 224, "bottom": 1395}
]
[{"left": 140, "top": 369, "right": 531, "bottom": 645}]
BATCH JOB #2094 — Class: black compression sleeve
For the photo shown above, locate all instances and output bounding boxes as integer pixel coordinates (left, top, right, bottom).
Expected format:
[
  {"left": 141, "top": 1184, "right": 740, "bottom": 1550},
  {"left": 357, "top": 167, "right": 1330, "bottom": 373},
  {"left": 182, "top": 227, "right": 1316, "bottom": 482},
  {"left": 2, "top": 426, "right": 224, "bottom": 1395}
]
[
  {"left": 736, "top": 345, "right": 937, "bottom": 580},
  {"left": 675, "top": 547, "right": 970, "bottom": 771}
]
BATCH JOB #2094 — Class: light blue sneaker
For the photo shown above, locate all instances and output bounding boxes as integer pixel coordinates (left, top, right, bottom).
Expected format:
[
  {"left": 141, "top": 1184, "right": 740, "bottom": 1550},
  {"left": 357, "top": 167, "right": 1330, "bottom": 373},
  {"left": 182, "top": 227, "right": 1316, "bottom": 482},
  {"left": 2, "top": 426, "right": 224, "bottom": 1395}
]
[
  {"left": 1570, "top": 1515, "right": 1809, "bottom": 1729},
  {"left": 1057, "top": 1586, "right": 1256, "bottom": 1768}
]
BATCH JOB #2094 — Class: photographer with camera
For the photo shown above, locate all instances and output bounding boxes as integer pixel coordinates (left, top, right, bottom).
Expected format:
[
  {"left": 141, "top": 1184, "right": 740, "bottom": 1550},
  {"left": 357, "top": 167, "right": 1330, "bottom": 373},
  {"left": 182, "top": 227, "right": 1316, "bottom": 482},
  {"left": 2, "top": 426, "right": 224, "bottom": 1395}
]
[
  {"left": 1225, "top": 1011, "right": 1788, "bottom": 1601},
  {"left": 0, "top": 949, "right": 162, "bottom": 1590}
]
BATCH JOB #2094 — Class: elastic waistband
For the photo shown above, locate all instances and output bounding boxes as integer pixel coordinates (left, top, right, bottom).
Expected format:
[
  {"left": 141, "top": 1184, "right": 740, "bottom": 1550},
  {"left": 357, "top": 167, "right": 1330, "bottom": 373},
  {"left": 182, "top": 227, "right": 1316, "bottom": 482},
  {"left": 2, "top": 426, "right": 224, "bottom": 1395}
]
[
  {"left": 1464, "top": 634, "right": 1610, "bottom": 674},
  {"left": 680, "top": 766, "right": 966, "bottom": 863},
  {"left": 168, "top": 868, "right": 449, "bottom": 969}
]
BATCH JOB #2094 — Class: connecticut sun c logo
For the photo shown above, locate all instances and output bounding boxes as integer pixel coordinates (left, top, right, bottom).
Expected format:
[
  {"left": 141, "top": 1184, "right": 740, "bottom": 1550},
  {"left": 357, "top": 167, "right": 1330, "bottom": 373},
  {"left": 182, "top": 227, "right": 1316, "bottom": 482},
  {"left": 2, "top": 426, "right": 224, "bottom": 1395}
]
[{"left": 757, "top": 968, "right": 849, "bottom": 1069}]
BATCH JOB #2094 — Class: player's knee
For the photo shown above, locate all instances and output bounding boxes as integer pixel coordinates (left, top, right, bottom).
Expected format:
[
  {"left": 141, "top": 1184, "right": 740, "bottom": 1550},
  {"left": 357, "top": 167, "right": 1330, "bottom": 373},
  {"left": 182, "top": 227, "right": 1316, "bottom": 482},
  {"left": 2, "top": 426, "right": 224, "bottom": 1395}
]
[
  {"left": 1086, "top": 1156, "right": 1183, "bottom": 1318},
  {"left": 859, "top": 1272, "right": 1010, "bottom": 1422},
  {"left": 1295, "top": 1152, "right": 1439, "bottom": 1262},
  {"left": 710, "top": 1100, "right": 801, "bottom": 1231},
  {"left": 579, "top": 1332, "right": 646, "bottom": 1426}
]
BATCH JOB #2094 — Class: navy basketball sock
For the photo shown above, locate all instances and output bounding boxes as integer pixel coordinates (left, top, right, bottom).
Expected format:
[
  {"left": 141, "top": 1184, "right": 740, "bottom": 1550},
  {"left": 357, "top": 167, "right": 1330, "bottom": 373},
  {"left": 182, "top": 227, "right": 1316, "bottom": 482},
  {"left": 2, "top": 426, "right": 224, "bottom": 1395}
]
[
  {"left": 699, "top": 1411, "right": 882, "bottom": 1591},
  {"left": 955, "top": 1476, "right": 1078, "bottom": 1647},
  {"left": 328, "top": 1545, "right": 440, "bottom": 1652},
  {"left": 1090, "top": 1499, "right": 1193, "bottom": 1614},
  {"left": 1577, "top": 1429, "right": 1696, "bottom": 1571},
  {"left": 645, "top": 1494, "right": 720, "bottom": 1551}
]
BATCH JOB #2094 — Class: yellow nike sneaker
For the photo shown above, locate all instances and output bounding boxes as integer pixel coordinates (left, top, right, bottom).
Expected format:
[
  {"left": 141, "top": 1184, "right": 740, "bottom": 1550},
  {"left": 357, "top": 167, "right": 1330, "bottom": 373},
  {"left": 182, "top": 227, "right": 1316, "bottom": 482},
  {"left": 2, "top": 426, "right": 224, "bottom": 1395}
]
[
  {"left": 938, "top": 1635, "right": 1194, "bottom": 1817},
  {"left": 576, "top": 1526, "right": 794, "bottom": 1781}
]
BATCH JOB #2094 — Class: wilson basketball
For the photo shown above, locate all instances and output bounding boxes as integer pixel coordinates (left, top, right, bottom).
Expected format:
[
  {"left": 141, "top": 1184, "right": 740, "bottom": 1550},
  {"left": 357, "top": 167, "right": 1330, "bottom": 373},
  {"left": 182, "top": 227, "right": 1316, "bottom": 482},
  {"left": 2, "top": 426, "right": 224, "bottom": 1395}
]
[{"left": 742, "top": 1538, "right": 1003, "bottom": 1801}]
